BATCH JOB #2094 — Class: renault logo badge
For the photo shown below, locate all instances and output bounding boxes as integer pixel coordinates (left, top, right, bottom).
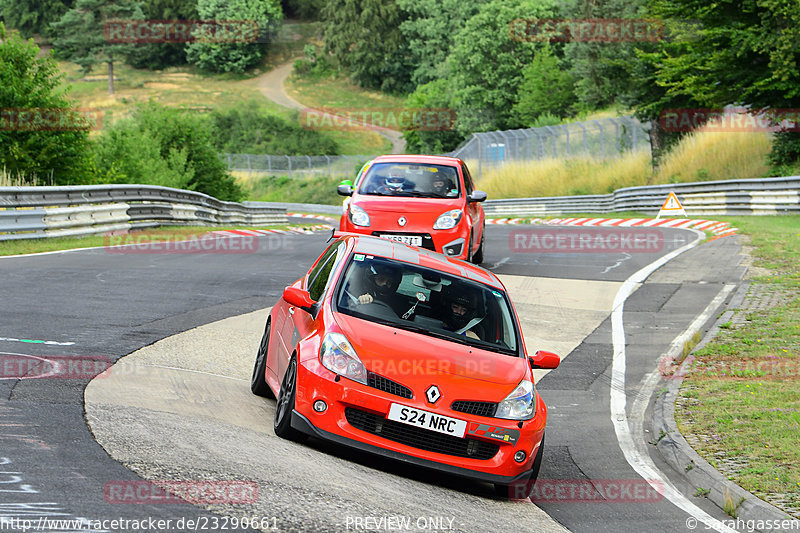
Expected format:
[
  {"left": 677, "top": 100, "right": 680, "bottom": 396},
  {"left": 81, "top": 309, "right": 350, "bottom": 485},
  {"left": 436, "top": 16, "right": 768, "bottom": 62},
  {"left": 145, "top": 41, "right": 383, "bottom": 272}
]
[
  {"left": 426, "top": 385, "right": 441, "bottom": 404},
  {"left": 398, "top": 216, "right": 407, "bottom": 227}
]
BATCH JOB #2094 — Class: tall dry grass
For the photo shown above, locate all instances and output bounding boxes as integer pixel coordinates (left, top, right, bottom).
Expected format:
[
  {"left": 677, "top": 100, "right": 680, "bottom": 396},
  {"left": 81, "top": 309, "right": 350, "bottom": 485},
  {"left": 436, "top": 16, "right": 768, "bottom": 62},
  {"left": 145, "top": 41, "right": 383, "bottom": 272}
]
[
  {"left": 0, "top": 168, "right": 41, "bottom": 187},
  {"left": 476, "top": 127, "right": 773, "bottom": 199}
]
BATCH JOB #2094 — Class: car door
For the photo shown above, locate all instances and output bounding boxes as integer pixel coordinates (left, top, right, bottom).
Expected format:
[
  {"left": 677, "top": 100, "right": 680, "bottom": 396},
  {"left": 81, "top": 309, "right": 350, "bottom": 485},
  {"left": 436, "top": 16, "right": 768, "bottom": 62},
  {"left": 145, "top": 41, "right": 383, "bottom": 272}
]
[
  {"left": 461, "top": 162, "right": 484, "bottom": 255},
  {"left": 279, "top": 241, "right": 347, "bottom": 380}
]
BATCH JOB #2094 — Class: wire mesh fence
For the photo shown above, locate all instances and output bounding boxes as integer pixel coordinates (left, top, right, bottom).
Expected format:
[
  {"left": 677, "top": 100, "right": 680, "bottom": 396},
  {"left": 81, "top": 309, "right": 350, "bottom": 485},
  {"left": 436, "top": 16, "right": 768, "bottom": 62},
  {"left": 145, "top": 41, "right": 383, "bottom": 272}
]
[
  {"left": 222, "top": 154, "right": 372, "bottom": 180},
  {"left": 447, "top": 116, "right": 651, "bottom": 178},
  {"left": 222, "top": 117, "right": 652, "bottom": 180}
]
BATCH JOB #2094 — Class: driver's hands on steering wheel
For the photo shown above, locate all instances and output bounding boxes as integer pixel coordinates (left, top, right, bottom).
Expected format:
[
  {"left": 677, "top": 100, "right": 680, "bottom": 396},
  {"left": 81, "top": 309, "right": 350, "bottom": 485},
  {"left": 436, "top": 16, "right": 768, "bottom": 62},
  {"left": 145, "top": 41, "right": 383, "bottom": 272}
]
[{"left": 357, "top": 294, "right": 373, "bottom": 305}]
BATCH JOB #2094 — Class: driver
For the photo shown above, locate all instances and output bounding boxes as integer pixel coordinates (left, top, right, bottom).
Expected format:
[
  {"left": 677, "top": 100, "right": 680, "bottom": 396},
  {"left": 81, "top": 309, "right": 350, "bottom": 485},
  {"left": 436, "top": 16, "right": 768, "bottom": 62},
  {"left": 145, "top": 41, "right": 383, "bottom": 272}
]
[
  {"left": 345, "top": 262, "right": 405, "bottom": 315},
  {"left": 431, "top": 175, "right": 453, "bottom": 196},
  {"left": 441, "top": 287, "right": 483, "bottom": 340}
]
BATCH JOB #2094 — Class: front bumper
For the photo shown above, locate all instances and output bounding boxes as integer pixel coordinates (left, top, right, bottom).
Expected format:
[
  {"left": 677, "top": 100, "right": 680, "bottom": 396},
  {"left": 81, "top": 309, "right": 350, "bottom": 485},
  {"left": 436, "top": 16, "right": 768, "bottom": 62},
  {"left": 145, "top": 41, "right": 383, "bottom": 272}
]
[{"left": 292, "top": 358, "right": 545, "bottom": 482}]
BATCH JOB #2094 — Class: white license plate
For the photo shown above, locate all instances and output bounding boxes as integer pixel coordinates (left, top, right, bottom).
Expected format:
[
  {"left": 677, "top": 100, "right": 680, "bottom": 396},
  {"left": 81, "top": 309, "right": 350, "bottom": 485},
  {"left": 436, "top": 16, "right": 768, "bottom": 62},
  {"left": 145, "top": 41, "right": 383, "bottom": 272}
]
[
  {"left": 380, "top": 234, "right": 423, "bottom": 247},
  {"left": 387, "top": 403, "right": 467, "bottom": 438}
]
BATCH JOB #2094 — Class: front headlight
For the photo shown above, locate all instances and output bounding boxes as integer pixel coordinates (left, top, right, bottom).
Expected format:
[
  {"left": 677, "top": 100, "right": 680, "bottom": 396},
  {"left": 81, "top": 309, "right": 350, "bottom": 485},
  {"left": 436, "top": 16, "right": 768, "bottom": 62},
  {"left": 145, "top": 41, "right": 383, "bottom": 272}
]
[
  {"left": 320, "top": 333, "right": 367, "bottom": 385},
  {"left": 495, "top": 380, "right": 536, "bottom": 420},
  {"left": 433, "top": 209, "right": 463, "bottom": 230},
  {"left": 348, "top": 205, "right": 370, "bottom": 227}
]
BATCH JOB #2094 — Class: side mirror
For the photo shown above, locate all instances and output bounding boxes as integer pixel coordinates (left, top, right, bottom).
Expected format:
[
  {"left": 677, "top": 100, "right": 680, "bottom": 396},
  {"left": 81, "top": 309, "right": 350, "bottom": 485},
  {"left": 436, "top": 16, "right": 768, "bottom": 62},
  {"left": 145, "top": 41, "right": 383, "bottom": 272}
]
[
  {"left": 529, "top": 350, "right": 560, "bottom": 370},
  {"left": 283, "top": 286, "right": 316, "bottom": 313},
  {"left": 337, "top": 184, "right": 354, "bottom": 196},
  {"left": 467, "top": 190, "right": 487, "bottom": 203}
]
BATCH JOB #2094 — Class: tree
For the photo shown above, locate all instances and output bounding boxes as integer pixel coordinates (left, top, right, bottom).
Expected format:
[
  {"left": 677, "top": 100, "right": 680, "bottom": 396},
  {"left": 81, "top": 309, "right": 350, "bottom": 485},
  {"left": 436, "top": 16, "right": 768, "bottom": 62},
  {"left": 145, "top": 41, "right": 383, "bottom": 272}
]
[
  {"left": 514, "top": 45, "right": 576, "bottom": 124},
  {"left": 634, "top": 0, "right": 800, "bottom": 167},
  {"left": 93, "top": 102, "right": 243, "bottom": 201},
  {"left": 0, "top": 23, "right": 93, "bottom": 184},
  {"left": 0, "top": 0, "right": 73, "bottom": 38},
  {"left": 446, "top": 0, "right": 560, "bottom": 134},
  {"left": 321, "top": 0, "right": 414, "bottom": 94},
  {"left": 397, "top": 0, "right": 489, "bottom": 86},
  {"left": 51, "top": 0, "right": 144, "bottom": 95},
  {"left": 402, "top": 79, "right": 464, "bottom": 154},
  {"left": 563, "top": 0, "right": 648, "bottom": 110},
  {"left": 126, "top": 0, "right": 198, "bottom": 69},
  {"left": 185, "top": 0, "right": 282, "bottom": 74}
]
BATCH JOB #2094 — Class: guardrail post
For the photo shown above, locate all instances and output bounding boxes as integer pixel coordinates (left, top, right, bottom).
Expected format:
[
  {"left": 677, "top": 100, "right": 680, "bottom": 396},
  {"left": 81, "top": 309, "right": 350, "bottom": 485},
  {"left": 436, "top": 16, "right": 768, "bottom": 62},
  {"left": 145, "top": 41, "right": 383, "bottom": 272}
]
[
  {"left": 267, "top": 155, "right": 272, "bottom": 175},
  {"left": 246, "top": 154, "right": 252, "bottom": 174},
  {"left": 227, "top": 153, "right": 232, "bottom": 170},
  {"left": 307, "top": 155, "right": 312, "bottom": 175},
  {"left": 287, "top": 155, "right": 292, "bottom": 179},
  {"left": 325, "top": 155, "right": 331, "bottom": 178}
]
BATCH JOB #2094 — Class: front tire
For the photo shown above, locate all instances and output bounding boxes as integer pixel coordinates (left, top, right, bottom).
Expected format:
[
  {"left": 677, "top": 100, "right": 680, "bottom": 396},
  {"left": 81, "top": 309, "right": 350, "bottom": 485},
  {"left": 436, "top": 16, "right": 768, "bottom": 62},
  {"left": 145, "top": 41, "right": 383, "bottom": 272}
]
[
  {"left": 251, "top": 318, "right": 275, "bottom": 398},
  {"left": 273, "top": 355, "right": 307, "bottom": 442},
  {"left": 472, "top": 228, "right": 485, "bottom": 264}
]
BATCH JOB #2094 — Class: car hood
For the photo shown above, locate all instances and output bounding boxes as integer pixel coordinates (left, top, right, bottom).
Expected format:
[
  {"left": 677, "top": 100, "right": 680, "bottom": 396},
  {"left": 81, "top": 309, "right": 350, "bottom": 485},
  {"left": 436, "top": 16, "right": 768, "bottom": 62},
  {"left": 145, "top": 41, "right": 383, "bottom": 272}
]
[
  {"left": 335, "top": 312, "right": 528, "bottom": 398},
  {"left": 352, "top": 196, "right": 461, "bottom": 214}
]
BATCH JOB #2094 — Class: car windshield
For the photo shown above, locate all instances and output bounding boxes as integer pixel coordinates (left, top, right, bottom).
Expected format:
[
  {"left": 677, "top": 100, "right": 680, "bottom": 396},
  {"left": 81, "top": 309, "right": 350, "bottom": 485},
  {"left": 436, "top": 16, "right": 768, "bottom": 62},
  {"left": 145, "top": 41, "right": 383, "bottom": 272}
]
[
  {"left": 334, "top": 255, "right": 520, "bottom": 356},
  {"left": 357, "top": 163, "right": 460, "bottom": 198}
]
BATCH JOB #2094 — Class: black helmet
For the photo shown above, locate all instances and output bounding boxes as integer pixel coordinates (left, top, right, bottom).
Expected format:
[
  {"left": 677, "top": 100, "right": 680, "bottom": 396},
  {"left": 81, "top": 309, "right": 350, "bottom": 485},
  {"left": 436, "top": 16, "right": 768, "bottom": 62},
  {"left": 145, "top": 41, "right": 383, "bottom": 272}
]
[
  {"left": 365, "top": 263, "right": 401, "bottom": 297},
  {"left": 443, "top": 286, "right": 479, "bottom": 330}
]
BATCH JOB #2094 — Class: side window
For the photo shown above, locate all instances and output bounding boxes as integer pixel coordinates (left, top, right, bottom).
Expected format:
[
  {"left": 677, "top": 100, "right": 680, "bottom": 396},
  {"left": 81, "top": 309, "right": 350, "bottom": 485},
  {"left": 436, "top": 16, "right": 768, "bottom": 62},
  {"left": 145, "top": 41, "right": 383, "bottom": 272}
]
[
  {"left": 461, "top": 163, "right": 475, "bottom": 195},
  {"left": 308, "top": 242, "right": 346, "bottom": 301}
]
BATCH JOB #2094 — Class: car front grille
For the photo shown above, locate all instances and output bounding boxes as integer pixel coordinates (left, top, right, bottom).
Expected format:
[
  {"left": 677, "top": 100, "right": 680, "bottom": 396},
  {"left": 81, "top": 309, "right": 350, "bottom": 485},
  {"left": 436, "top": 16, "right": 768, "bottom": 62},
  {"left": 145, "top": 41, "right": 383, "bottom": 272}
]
[
  {"left": 451, "top": 400, "right": 498, "bottom": 418},
  {"left": 367, "top": 372, "right": 413, "bottom": 399},
  {"left": 344, "top": 407, "right": 499, "bottom": 460}
]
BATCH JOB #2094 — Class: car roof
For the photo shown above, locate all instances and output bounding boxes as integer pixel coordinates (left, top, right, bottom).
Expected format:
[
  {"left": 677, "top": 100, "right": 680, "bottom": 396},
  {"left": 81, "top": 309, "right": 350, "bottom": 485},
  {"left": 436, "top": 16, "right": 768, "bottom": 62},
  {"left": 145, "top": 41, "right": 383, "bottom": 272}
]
[
  {"left": 343, "top": 234, "right": 502, "bottom": 289},
  {"left": 370, "top": 154, "right": 464, "bottom": 167}
]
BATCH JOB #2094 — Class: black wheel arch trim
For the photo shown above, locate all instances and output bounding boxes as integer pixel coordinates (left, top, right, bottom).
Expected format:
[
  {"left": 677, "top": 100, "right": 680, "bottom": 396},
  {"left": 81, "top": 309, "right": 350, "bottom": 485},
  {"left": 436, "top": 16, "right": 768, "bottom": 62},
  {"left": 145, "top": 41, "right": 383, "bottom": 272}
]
[{"left": 290, "top": 410, "right": 532, "bottom": 485}]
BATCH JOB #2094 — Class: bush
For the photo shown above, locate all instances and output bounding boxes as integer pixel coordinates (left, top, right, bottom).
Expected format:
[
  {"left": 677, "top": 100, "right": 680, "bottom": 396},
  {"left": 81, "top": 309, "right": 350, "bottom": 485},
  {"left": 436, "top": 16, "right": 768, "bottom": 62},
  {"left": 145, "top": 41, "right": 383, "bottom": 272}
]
[
  {"left": 185, "top": 0, "right": 282, "bottom": 74},
  {"left": 93, "top": 102, "right": 243, "bottom": 201},
  {"left": 769, "top": 131, "right": 800, "bottom": 175},
  {"left": 210, "top": 102, "right": 339, "bottom": 155}
]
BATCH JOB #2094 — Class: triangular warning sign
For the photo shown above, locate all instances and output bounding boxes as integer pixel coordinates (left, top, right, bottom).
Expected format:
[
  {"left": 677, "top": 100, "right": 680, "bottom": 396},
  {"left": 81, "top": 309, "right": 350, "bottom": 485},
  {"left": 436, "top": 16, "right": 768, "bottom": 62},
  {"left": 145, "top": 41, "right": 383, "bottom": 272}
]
[{"left": 657, "top": 191, "right": 686, "bottom": 219}]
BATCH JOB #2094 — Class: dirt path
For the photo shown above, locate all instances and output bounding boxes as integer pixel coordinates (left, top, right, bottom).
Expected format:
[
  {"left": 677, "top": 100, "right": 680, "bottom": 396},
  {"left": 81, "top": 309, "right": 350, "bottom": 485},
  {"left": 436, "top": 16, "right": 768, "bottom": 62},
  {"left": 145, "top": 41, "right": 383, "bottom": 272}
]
[{"left": 254, "top": 61, "right": 406, "bottom": 154}]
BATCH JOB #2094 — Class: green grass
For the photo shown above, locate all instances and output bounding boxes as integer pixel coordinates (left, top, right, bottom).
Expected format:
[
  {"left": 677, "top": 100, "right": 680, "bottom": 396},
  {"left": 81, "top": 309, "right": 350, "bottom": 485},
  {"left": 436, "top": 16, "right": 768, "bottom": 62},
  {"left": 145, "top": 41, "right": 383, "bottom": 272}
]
[
  {"left": 675, "top": 215, "right": 800, "bottom": 515},
  {"left": 0, "top": 224, "right": 318, "bottom": 256},
  {"left": 244, "top": 175, "right": 345, "bottom": 206},
  {"left": 286, "top": 72, "right": 408, "bottom": 114}
]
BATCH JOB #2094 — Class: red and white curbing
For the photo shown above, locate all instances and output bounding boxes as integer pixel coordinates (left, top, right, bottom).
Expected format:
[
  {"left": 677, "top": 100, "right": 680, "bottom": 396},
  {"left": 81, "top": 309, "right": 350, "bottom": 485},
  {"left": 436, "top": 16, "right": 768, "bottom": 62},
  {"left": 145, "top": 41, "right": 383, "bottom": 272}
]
[
  {"left": 287, "top": 212, "right": 339, "bottom": 225},
  {"left": 487, "top": 217, "right": 738, "bottom": 238},
  {"left": 207, "top": 224, "right": 330, "bottom": 238}
]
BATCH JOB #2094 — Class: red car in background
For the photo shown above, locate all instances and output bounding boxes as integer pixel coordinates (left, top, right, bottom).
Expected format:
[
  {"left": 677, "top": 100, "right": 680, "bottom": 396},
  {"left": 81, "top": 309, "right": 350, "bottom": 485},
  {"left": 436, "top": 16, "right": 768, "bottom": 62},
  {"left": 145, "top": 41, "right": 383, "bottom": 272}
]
[
  {"left": 337, "top": 155, "right": 487, "bottom": 263},
  {"left": 250, "top": 233, "right": 560, "bottom": 497}
]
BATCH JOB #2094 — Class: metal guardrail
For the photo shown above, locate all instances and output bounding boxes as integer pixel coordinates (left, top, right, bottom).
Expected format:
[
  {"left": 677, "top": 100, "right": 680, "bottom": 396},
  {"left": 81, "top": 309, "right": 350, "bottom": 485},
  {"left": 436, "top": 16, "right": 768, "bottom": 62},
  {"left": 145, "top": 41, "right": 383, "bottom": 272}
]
[
  {"left": 482, "top": 177, "right": 800, "bottom": 217},
  {"left": 0, "top": 185, "right": 288, "bottom": 241}
]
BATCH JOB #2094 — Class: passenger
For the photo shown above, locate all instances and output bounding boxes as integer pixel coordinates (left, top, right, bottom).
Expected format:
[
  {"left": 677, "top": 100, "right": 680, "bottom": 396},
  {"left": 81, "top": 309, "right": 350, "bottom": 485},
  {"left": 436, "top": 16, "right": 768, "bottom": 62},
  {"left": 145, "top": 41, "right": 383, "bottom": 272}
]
[{"left": 441, "top": 287, "right": 484, "bottom": 340}]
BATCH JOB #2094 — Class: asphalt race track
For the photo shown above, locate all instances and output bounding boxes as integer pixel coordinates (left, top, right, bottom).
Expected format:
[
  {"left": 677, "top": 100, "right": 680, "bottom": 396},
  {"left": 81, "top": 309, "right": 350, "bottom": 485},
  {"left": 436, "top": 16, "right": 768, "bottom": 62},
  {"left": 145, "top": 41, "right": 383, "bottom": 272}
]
[{"left": 0, "top": 224, "right": 747, "bottom": 532}]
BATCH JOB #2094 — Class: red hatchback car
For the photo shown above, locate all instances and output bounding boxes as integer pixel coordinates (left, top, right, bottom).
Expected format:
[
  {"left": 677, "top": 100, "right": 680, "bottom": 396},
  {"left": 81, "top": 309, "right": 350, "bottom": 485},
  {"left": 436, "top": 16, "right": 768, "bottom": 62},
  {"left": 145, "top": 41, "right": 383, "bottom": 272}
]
[
  {"left": 251, "top": 233, "right": 560, "bottom": 497},
  {"left": 337, "top": 155, "right": 487, "bottom": 263}
]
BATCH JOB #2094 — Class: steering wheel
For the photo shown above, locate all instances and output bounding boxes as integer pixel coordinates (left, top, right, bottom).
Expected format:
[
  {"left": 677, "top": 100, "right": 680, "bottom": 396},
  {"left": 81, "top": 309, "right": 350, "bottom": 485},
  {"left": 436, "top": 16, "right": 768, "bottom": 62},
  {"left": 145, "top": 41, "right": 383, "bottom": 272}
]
[{"left": 360, "top": 299, "right": 399, "bottom": 319}]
